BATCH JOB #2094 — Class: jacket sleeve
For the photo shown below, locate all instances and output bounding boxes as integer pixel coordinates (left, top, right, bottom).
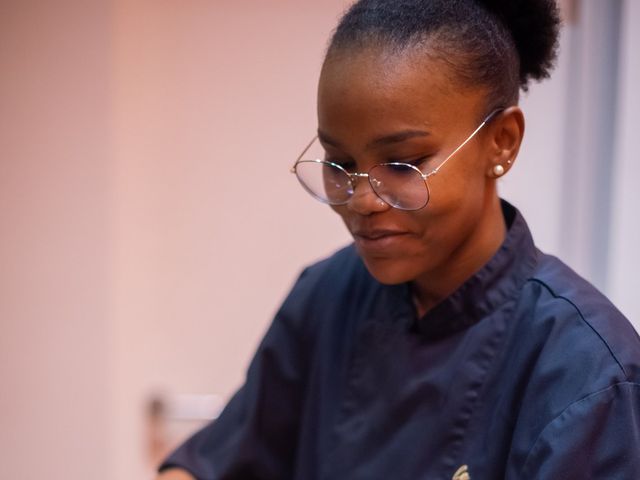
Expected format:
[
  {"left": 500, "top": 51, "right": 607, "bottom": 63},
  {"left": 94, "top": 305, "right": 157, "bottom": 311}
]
[
  {"left": 518, "top": 381, "right": 640, "bottom": 479},
  {"left": 159, "top": 269, "right": 316, "bottom": 480}
]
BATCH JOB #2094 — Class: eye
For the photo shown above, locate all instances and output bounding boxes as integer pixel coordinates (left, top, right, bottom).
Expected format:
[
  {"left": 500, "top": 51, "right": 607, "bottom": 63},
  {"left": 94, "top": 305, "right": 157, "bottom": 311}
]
[
  {"left": 326, "top": 157, "right": 356, "bottom": 171},
  {"left": 384, "top": 163, "right": 418, "bottom": 175},
  {"left": 388, "top": 155, "right": 432, "bottom": 168},
  {"left": 407, "top": 156, "right": 431, "bottom": 167}
]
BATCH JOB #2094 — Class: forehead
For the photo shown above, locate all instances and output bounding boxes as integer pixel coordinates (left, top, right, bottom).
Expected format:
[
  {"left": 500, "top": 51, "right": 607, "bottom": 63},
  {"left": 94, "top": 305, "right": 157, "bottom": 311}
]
[{"left": 317, "top": 47, "right": 486, "bottom": 137}]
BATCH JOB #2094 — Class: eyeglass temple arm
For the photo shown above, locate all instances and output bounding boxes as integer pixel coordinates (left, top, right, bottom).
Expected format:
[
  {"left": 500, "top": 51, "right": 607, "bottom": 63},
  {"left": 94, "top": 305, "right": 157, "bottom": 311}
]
[
  {"left": 292, "top": 107, "right": 505, "bottom": 176},
  {"left": 290, "top": 135, "right": 319, "bottom": 173},
  {"left": 425, "top": 108, "right": 505, "bottom": 178}
]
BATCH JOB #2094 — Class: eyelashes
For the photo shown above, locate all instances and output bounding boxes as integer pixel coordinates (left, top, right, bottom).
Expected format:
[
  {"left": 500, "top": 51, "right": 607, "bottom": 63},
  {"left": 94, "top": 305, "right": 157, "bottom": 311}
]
[
  {"left": 325, "top": 155, "right": 433, "bottom": 171},
  {"left": 400, "top": 155, "right": 431, "bottom": 168},
  {"left": 329, "top": 159, "right": 356, "bottom": 171}
]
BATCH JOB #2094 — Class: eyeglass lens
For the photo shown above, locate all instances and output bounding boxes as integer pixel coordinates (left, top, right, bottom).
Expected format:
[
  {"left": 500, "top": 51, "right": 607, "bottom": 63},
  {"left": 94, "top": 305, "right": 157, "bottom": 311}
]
[{"left": 294, "top": 159, "right": 429, "bottom": 210}]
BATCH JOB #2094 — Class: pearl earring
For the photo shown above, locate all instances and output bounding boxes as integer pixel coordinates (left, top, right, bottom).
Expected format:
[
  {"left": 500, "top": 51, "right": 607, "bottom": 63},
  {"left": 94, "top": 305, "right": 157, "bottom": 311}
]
[{"left": 492, "top": 164, "right": 505, "bottom": 177}]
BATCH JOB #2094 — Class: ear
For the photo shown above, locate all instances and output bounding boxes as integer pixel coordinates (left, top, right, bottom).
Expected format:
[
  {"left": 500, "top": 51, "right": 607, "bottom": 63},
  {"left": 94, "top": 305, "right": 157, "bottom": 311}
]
[{"left": 484, "top": 106, "right": 525, "bottom": 178}]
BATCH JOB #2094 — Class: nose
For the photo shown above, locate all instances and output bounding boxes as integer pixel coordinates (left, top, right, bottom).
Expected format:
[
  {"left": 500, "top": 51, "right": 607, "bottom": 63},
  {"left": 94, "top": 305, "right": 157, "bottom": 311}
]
[{"left": 347, "top": 173, "right": 390, "bottom": 215}]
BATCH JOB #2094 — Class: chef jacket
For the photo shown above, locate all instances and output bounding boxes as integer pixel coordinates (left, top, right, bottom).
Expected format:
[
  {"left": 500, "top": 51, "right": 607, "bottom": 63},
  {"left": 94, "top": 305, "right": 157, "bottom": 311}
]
[{"left": 160, "top": 201, "right": 640, "bottom": 479}]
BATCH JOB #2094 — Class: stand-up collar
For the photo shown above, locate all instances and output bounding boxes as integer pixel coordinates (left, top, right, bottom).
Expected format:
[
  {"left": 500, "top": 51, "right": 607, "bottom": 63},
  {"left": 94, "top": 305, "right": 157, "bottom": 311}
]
[{"left": 387, "top": 200, "right": 539, "bottom": 339}]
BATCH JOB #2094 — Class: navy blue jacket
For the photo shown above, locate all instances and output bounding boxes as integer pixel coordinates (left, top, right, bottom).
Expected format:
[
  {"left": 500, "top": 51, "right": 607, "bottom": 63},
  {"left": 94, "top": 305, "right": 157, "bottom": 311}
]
[{"left": 161, "top": 202, "right": 640, "bottom": 479}]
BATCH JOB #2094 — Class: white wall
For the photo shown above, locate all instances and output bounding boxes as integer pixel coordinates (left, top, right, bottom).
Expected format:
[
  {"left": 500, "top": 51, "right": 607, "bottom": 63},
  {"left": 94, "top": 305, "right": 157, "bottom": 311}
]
[
  {"left": 609, "top": 0, "right": 640, "bottom": 327},
  {"left": 499, "top": 26, "right": 571, "bottom": 255}
]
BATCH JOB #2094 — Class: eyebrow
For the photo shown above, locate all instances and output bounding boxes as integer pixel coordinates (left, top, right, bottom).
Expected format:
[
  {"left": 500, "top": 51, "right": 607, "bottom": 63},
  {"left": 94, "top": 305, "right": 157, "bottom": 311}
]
[{"left": 317, "top": 129, "right": 430, "bottom": 150}]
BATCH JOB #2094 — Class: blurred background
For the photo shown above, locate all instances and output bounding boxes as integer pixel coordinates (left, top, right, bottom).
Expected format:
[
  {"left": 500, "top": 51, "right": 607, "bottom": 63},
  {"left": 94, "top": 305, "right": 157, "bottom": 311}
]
[{"left": 0, "top": 0, "right": 638, "bottom": 479}]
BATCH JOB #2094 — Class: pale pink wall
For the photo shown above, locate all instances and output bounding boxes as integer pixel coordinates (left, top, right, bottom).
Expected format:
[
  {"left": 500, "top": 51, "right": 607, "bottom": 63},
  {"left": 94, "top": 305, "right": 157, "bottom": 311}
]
[
  {"left": 1, "top": 1, "right": 354, "bottom": 477},
  {"left": 0, "top": 1, "right": 112, "bottom": 479},
  {"left": 111, "top": 1, "right": 351, "bottom": 478}
]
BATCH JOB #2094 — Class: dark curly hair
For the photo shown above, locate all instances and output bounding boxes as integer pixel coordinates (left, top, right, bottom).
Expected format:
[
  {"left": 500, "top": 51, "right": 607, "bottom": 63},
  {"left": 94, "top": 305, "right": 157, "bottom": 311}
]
[{"left": 326, "top": 0, "right": 561, "bottom": 109}]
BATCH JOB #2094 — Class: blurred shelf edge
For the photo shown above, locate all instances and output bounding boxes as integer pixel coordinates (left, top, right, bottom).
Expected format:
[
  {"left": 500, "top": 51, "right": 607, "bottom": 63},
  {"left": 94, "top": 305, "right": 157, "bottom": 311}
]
[{"left": 148, "top": 392, "right": 224, "bottom": 422}]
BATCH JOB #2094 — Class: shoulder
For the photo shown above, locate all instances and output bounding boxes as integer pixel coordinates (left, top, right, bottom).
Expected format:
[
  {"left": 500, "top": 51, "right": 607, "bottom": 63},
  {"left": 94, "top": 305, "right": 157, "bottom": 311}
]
[
  {"left": 298, "top": 243, "right": 366, "bottom": 285},
  {"left": 504, "top": 250, "right": 640, "bottom": 442},
  {"left": 518, "top": 252, "right": 640, "bottom": 382},
  {"left": 291, "top": 243, "right": 371, "bottom": 302},
  {"left": 276, "top": 243, "right": 375, "bottom": 334},
  {"left": 504, "top": 252, "right": 640, "bottom": 474}
]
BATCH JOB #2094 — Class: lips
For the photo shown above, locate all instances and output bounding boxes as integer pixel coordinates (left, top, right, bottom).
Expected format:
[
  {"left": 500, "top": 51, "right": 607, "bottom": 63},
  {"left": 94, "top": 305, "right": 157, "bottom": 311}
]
[
  {"left": 352, "top": 228, "right": 411, "bottom": 253},
  {"left": 353, "top": 228, "right": 406, "bottom": 240}
]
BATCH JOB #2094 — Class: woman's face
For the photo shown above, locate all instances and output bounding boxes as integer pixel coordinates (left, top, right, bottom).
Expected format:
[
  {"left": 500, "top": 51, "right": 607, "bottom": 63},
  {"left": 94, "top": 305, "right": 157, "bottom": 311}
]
[{"left": 317, "top": 47, "right": 506, "bottom": 288}]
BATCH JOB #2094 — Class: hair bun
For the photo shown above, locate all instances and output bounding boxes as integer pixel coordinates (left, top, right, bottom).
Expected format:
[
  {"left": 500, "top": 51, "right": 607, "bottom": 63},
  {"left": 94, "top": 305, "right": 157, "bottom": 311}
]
[{"left": 477, "top": 0, "right": 561, "bottom": 87}]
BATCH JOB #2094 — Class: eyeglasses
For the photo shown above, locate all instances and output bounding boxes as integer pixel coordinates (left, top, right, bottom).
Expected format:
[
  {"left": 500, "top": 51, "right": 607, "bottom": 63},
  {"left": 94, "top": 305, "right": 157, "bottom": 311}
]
[{"left": 290, "top": 109, "right": 504, "bottom": 211}]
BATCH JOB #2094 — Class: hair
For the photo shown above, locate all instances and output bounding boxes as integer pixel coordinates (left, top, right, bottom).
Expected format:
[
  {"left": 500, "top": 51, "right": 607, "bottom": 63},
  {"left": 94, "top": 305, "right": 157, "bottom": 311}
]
[{"left": 326, "top": 0, "right": 561, "bottom": 109}]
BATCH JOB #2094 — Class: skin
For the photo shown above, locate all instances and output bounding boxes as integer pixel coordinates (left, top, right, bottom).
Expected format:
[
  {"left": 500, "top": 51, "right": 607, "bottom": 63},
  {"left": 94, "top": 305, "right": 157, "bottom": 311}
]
[
  {"left": 156, "top": 470, "right": 195, "bottom": 480},
  {"left": 319, "top": 46, "right": 524, "bottom": 315},
  {"left": 155, "top": 44, "right": 525, "bottom": 480}
]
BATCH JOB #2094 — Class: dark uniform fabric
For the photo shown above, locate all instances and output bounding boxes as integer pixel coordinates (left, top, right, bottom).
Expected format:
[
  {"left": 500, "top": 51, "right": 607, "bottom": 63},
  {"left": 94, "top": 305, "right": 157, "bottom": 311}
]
[{"left": 160, "top": 201, "right": 640, "bottom": 479}]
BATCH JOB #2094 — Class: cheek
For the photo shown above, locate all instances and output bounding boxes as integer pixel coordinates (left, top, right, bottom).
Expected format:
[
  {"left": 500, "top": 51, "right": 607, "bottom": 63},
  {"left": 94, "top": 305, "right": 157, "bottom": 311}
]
[
  {"left": 405, "top": 171, "right": 490, "bottom": 250},
  {"left": 326, "top": 175, "right": 488, "bottom": 285},
  {"left": 424, "top": 158, "right": 490, "bottom": 219},
  {"left": 330, "top": 204, "right": 348, "bottom": 223},
  {"left": 415, "top": 178, "right": 491, "bottom": 261}
]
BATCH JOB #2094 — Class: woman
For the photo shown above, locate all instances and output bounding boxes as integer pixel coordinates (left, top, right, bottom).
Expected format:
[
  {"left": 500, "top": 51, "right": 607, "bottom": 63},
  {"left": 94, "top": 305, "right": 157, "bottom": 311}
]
[{"left": 158, "top": 0, "right": 640, "bottom": 478}]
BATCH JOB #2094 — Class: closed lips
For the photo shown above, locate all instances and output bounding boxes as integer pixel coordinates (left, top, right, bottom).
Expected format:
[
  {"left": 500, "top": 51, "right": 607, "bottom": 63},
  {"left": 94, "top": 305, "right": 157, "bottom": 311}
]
[{"left": 353, "top": 229, "right": 408, "bottom": 239}]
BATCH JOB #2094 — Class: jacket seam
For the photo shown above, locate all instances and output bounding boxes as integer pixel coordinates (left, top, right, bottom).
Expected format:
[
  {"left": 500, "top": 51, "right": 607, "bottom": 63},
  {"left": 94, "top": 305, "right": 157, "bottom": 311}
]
[{"left": 526, "top": 277, "right": 628, "bottom": 378}]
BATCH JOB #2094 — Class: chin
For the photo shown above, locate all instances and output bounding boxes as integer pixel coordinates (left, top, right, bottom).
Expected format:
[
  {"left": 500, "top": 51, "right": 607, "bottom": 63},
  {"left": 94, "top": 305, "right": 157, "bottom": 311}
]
[{"left": 359, "top": 254, "right": 420, "bottom": 285}]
